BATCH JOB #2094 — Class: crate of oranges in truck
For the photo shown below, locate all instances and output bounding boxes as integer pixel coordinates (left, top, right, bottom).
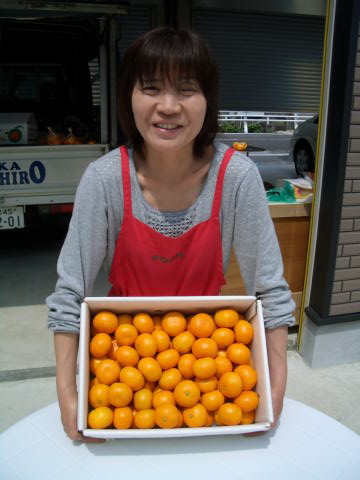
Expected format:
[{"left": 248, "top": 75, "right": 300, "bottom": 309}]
[{"left": 77, "top": 296, "right": 273, "bottom": 438}]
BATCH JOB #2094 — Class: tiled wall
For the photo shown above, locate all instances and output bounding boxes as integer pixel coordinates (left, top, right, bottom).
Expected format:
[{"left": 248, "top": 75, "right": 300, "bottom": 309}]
[{"left": 330, "top": 26, "right": 360, "bottom": 316}]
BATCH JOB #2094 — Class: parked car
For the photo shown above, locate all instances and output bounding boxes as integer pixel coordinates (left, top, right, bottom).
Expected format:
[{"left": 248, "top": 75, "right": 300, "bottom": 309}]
[{"left": 289, "top": 115, "right": 318, "bottom": 176}]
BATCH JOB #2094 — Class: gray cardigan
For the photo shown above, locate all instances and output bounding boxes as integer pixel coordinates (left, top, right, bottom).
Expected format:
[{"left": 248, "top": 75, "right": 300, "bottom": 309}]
[{"left": 47, "top": 142, "right": 295, "bottom": 332}]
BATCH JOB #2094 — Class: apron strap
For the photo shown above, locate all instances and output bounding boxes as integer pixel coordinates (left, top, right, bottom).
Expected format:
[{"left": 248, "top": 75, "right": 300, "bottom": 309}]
[
  {"left": 211, "top": 147, "right": 235, "bottom": 217},
  {"left": 120, "top": 146, "right": 132, "bottom": 218}
]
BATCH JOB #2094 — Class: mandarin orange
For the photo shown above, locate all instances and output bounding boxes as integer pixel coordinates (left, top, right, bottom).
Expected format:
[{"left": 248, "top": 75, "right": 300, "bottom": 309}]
[
  {"left": 133, "top": 388, "right": 153, "bottom": 411},
  {"left": 161, "top": 311, "right": 187, "bottom": 336},
  {"left": 113, "top": 406, "right": 133, "bottom": 429},
  {"left": 108, "top": 382, "right": 133, "bottom": 407},
  {"left": 217, "top": 403, "right": 243, "bottom": 426},
  {"left": 158, "top": 367, "right": 182, "bottom": 390},
  {"left": 183, "top": 403, "right": 208, "bottom": 428},
  {"left": 173, "top": 380, "right": 201, "bottom": 408},
  {"left": 226, "top": 343, "right": 251, "bottom": 365},
  {"left": 137, "top": 357, "right": 163, "bottom": 382},
  {"left": 234, "top": 319, "right": 254, "bottom": 345},
  {"left": 95, "top": 359, "right": 121, "bottom": 385},
  {"left": 233, "top": 364, "right": 257, "bottom": 390},
  {"left": 93, "top": 311, "right": 118, "bottom": 334},
  {"left": 133, "top": 312, "right": 154, "bottom": 333},
  {"left": 233, "top": 390, "right": 259, "bottom": 412},
  {"left": 218, "top": 371, "right": 243, "bottom": 398},
  {"left": 214, "top": 308, "right": 239, "bottom": 328},
  {"left": 188, "top": 313, "right": 215, "bottom": 338},
  {"left": 135, "top": 333, "right": 157, "bottom": 357},
  {"left": 89, "top": 333, "right": 112, "bottom": 358},
  {"left": 119, "top": 366, "right": 145, "bottom": 391},
  {"left": 192, "top": 338, "right": 218, "bottom": 358},
  {"left": 115, "top": 323, "right": 138, "bottom": 346},
  {"left": 134, "top": 409, "right": 156, "bottom": 429},
  {"left": 155, "top": 404, "right": 180, "bottom": 429},
  {"left": 88, "top": 406, "right": 113, "bottom": 429},
  {"left": 88, "top": 383, "right": 110, "bottom": 408},
  {"left": 192, "top": 357, "right": 217, "bottom": 379},
  {"left": 201, "top": 390, "right": 225, "bottom": 412}
]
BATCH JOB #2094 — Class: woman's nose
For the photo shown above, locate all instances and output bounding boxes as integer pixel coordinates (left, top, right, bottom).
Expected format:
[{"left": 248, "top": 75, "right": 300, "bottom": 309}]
[{"left": 156, "top": 92, "right": 181, "bottom": 114}]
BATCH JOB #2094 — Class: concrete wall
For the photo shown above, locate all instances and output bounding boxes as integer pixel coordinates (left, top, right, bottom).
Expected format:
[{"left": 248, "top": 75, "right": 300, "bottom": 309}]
[{"left": 330, "top": 22, "right": 360, "bottom": 317}]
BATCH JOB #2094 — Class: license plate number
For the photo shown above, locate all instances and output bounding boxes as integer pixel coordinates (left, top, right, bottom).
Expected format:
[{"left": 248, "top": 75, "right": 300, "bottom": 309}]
[{"left": 0, "top": 207, "right": 25, "bottom": 229}]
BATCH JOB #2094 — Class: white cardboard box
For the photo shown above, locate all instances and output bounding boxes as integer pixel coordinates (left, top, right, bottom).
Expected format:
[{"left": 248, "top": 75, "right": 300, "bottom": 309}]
[
  {"left": 0, "top": 113, "right": 37, "bottom": 145},
  {"left": 78, "top": 296, "right": 273, "bottom": 438}
]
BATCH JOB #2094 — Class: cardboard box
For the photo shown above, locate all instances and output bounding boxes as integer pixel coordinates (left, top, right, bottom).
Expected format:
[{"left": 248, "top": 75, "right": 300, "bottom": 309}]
[
  {"left": 78, "top": 296, "right": 273, "bottom": 438},
  {"left": 0, "top": 113, "right": 37, "bottom": 145}
]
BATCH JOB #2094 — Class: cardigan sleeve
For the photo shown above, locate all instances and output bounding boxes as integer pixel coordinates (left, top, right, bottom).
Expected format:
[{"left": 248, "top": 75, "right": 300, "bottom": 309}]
[
  {"left": 46, "top": 162, "right": 109, "bottom": 333},
  {"left": 232, "top": 165, "right": 296, "bottom": 329}
]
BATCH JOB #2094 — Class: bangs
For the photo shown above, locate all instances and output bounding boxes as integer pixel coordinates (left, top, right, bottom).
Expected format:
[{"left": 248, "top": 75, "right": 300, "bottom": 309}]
[{"left": 134, "top": 31, "right": 207, "bottom": 89}]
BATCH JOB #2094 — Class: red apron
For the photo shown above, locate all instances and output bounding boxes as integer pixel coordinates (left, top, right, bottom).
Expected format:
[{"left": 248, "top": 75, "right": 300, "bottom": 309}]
[{"left": 108, "top": 146, "right": 234, "bottom": 296}]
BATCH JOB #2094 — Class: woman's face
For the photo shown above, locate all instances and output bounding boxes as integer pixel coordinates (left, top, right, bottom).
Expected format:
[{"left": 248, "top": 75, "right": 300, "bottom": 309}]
[{"left": 131, "top": 74, "right": 207, "bottom": 156}]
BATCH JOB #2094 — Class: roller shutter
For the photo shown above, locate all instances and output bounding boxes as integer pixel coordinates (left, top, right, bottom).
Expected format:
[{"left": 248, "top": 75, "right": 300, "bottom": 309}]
[
  {"left": 194, "top": 9, "right": 325, "bottom": 112},
  {"left": 117, "top": 6, "right": 153, "bottom": 55}
]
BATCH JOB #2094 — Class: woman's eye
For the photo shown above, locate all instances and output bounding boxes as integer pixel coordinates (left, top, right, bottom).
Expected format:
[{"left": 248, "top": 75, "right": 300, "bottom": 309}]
[
  {"left": 142, "top": 85, "right": 159, "bottom": 94},
  {"left": 178, "top": 84, "right": 199, "bottom": 95},
  {"left": 180, "top": 88, "right": 196, "bottom": 94}
]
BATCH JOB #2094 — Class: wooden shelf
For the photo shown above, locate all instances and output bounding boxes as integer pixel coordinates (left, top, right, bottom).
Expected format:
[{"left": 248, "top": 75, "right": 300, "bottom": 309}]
[{"left": 269, "top": 202, "right": 311, "bottom": 218}]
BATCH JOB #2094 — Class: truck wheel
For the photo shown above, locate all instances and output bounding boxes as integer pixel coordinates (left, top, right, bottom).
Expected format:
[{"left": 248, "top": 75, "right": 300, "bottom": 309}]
[{"left": 294, "top": 141, "right": 315, "bottom": 177}]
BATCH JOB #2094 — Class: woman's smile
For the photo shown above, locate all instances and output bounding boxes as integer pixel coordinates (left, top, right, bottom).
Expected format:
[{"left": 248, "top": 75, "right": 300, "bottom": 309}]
[{"left": 152, "top": 122, "right": 185, "bottom": 140}]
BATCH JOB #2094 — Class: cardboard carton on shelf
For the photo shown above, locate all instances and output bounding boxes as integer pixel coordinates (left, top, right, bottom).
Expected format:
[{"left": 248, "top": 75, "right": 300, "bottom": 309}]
[{"left": 0, "top": 113, "right": 38, "bottom": 145}]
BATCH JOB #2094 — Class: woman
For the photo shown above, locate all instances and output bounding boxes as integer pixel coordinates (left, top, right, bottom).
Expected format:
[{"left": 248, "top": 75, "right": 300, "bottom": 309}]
[{"left": 47, "top": 27, "right": 295, "bottom": 441}]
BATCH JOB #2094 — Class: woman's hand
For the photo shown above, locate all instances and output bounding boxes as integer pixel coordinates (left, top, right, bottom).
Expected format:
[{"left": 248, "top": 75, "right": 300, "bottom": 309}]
[
  {"left": 265, "top": 325, "right": 288, "bottom": 429},
  {"left": 244, "top": 325, "right": 288, "bottom": 437},
  {"left": 58, "top": 383, "right": 79, "bottom": 440},
  {"left": 58, "top": 386, "right": 103, "bottom": 443},
  {"left": 54, "top": 332, "right": 104, "bottom": 443},
  {"left": 270, "top": 387, "right": 285, "bottom": 430}
]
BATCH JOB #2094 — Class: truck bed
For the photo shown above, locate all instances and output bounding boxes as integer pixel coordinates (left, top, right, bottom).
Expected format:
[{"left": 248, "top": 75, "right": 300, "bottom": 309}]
[{"left": 0, "top": 144, "right": 108, "bottom": 206}]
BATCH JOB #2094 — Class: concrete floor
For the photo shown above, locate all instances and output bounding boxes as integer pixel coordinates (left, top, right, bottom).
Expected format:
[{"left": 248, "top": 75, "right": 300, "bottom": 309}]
[{"left": 1, "top": 304, "right": 360, "bottom": 435}]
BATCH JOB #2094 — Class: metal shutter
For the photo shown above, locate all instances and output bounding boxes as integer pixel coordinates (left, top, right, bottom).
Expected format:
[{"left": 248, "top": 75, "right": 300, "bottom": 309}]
[
  {"left": 194, "top": 9, "right": 325, "bottom": 112},
  {"left": 117, "top": 6, "right": 153, "bottom": 56}
]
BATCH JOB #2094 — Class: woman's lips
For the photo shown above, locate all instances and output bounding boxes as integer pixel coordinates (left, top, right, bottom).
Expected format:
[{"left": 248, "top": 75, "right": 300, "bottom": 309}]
[{"left": 154, "top": 123, "right": 182, "bottom": 131}]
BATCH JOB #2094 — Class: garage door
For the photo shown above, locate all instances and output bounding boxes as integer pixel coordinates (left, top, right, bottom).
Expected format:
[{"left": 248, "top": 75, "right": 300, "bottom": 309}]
[{"left": 194, "top": 9, "right": 325, "bottom": 112}]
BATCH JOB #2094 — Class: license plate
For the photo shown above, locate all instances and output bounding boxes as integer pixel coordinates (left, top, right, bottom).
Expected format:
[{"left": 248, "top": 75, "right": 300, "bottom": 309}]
[{"left": 0, "top": 206, "right": 25, "bottom": 229}]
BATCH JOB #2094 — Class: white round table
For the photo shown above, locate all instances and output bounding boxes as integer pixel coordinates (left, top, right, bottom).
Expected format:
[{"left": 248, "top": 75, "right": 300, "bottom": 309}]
[{"left": 1, "top": 397, "right": 359, "bottom": 480}]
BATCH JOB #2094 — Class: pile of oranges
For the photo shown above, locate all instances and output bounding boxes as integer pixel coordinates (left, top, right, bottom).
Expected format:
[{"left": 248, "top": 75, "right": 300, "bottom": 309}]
[{"left": 87, "top": 308, "right": 259, "bottom": 430}]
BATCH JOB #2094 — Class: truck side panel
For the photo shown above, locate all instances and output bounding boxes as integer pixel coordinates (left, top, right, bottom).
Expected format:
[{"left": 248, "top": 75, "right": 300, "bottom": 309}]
[{"left": 0, "top": 144, "right": 108, "bottom": 206}]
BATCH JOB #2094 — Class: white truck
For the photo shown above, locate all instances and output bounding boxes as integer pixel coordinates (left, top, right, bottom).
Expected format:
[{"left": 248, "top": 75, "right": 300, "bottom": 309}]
[{"left": 0, "top": 1, "right": 127, "bottom": 229}]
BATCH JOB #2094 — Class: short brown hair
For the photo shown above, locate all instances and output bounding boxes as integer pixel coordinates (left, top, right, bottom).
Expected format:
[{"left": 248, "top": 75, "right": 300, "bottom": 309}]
[{"left": 117, "top": 27, "right": 219, "bottom": 157}]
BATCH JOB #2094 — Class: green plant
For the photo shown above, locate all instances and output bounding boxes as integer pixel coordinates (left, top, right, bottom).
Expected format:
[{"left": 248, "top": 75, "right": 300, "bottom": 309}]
[
  {"left": 218, "top": 122, "right": 243, "bottom": 133},
  {"left": 248, "top": 122, "right": 263, "bottom": 133}
]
